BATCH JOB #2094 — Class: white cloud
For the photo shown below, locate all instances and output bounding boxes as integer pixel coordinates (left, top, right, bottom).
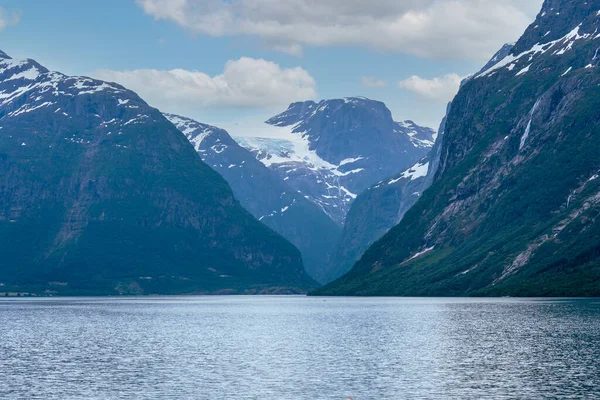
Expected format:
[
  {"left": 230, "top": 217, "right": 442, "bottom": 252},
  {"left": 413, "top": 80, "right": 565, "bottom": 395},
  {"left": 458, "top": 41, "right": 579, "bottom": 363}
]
[
  {"left": 94, "top": 57, "right": 317, "bottom": 114},
  {"left": 270, "top": 43, "right": 304, "bottom": 57},
  {"left": 361, "top": 76, "right": 387, "bottom": 88},
  {"left": 398, "top": 73, "right": 464, "bottom": 103},
  {"left": 135, "top": 0, "right": 543, "bottom": 61},
  {"left": 0, "top": 8, "right": 20, "bottom": 30}
]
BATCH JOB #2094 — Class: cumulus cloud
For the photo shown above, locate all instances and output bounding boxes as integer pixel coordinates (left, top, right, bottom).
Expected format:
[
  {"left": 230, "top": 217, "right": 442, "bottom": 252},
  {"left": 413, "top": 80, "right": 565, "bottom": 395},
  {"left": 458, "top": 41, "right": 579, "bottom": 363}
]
[
  {"left": 94, "top": 57, "right": 317, "bottom": 113},
  {"left": 0, "top": 8, "right": 20, "bottom": 30},
  {"left": 398, "top": 73, "right": 464, "bottom": 102},
  {"left": 135, "top": 0, "right": 542, "bottom": 61},
  {"left": 361, "top": 76, "right": 387, "bottom": 88}
]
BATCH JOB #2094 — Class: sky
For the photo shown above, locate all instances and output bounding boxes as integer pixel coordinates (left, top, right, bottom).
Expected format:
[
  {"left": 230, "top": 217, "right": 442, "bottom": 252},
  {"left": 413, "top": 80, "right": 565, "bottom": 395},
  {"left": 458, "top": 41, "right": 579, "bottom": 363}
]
[{"left": 0, "top": 0, "right": 543, "bottom": 135}]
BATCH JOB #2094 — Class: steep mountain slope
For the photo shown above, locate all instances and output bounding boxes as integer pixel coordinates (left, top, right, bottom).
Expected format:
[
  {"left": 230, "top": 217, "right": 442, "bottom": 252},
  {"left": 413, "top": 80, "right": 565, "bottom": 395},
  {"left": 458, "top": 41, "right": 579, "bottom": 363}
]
[
  {"left": 317, "top": 0, "right": 600, "bottom": 297},
  {"left": 0, "top": 50, "right": 315, "bottom": 295},
  {"left": 235, "top": 97, "right": 435, "bottom": 225},
  {"left": 164, "top": 113, "right": 341, "bottom": 283},
  {"left": 325, "top": 106, "right": 450, "bottom": 281}
]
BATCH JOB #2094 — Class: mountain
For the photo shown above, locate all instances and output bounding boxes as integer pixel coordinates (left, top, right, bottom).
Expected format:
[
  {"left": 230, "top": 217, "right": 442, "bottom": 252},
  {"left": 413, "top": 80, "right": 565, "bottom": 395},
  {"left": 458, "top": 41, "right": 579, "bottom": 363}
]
[
  {"left": 316, "top": 0, "right": 600, "bottom": 297},
  {"left": 325, "top": 105, "right": 450, "bottom": 281},
  {"left": 164, "top": 113, "right": 341, "bottom": 283},
  {"left": 235, "top": 97, "right": 435, "bottom": 225},
  {"left": 0, "top": 50, "right": 316, "bottom": 295}
]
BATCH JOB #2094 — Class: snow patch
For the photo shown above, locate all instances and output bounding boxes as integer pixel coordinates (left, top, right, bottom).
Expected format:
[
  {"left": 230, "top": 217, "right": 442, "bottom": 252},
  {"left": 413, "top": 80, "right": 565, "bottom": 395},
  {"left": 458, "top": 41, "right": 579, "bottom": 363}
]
[
  {"left": 389, "top": 160, "right": 430, "bottom": 184},
  {"left": 339, "top": 157, "right": 364, "bottom": 166},
  {"left": 561, "top": 67, "right": 573, "bottom": 76},
  {"left": 233, "top": 124, "right": 352, "bottom": 177},
  {"left": 123, "top": 114, "right": 150, "bottom": 126},
  {"left": 516, "top": 64, "right": 531, "bottom": 76},
  {"left": 77, "top": 82, "right": 118, "bottom": 95},
  {"left": 476, "top": 25, "right": 591, "bottom": 79},
  {"left": 5, "top": 66, "right": 41, "bottom": 82},
  {"left": 407, "top": 246, "right": 435, "bottom": 262},
  {"left": 8, "top": 101, "right": 55, "bottom": 117}
]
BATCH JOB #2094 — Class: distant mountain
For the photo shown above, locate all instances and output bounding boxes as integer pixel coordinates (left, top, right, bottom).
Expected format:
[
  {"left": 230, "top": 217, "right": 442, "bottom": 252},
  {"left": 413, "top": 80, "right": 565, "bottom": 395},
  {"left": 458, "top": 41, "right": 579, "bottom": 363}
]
[
  {"left": 164, "top": 113, "right": 341, "bottom": 283},
  {"left": 317, "top": 0, "right": 600, "bottom": 297},
  {"left": 235, "top": 97, "right": 435, "bottom": 225},
  {"left": 0, "top": 50, "right": 315, "bottom": 295},
  {"left": 325, "top": 105, "right": 450, "bottom": 281}
]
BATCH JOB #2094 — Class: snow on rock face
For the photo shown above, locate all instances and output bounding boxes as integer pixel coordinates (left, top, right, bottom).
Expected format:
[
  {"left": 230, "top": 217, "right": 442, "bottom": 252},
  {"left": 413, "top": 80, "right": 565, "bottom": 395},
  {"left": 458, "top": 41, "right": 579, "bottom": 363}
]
[
  {"left": 0, "top": 67, "right": 122, "bottom": 109},
  {"left": 0, "top": 49, "right": 320, "bottom": 294},
  {"left": 164, "top": 114, "right": 199, "bottom": 136},
  {"left": 164, "top": 113, "right": 217, "bottom": 151},
  {"left": 0, "top": 58, "right": 45, "bottom": 81},
  {"left": 4, "top": 66, "right": 41, "bottom": 82},
  {"left": 235, "top": 124, "right": 365, "bottom": 178},
  {"left": 165, "top": 112, "right": 343, "bottom": 283},
  {"left": 389, "top": 160, "right": 430, "bottom": 185},
  {"left": 0, "top": 50, "right": 162, "bottom": 152},
  {"left": 235, "top": 129, "right": 359, "bottom": 223},
  {"left": 476, "top": 3, "right": 600, "bottom": 81},
  {"left": 234, "top": 97, "right": 435, "bottom": 225},
  {"left": 317, "top": 0, "right": 600, "bottom": 296},
  {"left": 397, "top": 120, "right": 436, "bottom": 148},
  {"left": 0, "top": 50, "right": 154, "bottom": 136},
  {"left": 406, "top": 246, "right": 435, "bottom": 262}
]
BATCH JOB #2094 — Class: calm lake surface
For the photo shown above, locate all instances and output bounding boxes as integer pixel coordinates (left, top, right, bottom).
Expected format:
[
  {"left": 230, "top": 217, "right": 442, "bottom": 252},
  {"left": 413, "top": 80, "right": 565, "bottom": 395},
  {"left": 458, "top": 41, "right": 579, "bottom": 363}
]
[{"left": 1, "top": 296, "right": 599, "bottom": 399}]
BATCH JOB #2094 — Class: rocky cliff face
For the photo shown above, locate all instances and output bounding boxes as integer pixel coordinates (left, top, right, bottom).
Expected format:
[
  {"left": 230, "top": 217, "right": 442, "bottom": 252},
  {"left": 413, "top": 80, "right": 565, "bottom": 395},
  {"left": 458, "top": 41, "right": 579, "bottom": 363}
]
[
  {"left": 325, "top": 105, "right": 450, "bottom": 281},
  {"left": 317, "top": 0, "right": 600, "bottom": 297},
  {"left": 164, "top": 113, "right": 341, "bottom": 283},
  {"left": 236, "top": 97, "right": 435, "bottom": 225},
  {"left": 0, "top": 51, "right": 315, "bottom": 295}
]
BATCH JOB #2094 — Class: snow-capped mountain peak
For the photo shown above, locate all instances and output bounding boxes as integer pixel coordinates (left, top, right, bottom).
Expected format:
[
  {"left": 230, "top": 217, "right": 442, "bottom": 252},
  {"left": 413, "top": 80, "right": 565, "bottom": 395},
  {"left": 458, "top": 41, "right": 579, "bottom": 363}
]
[
  {"left": 475, "top": 2, "right": 600, "bottom": 80},
  {"left": 163, "top": 113, "right": 219, "bottom": 151},
  {"left": 0, "top": 49, "right": 161, "bottom": 152},
  {"left": 164, "top": 112, "right": 343, "bottom": 283},
  {"left": 234, "top": 97, "right": 435, "bottom": 224}
]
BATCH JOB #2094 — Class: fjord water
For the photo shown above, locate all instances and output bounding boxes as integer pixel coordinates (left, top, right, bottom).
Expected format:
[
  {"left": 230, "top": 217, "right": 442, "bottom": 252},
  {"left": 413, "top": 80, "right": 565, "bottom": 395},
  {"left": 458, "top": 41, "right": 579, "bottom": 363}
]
[{"left": 1, "top": 297, "right": 599, "bottom": 399}]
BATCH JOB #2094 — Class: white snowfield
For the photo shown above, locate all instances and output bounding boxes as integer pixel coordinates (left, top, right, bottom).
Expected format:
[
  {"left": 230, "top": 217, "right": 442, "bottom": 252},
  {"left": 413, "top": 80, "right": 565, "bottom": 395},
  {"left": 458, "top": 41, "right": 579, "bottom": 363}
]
[
  {"left": 235, "top": 123, "right": 363, "bottom": 177},
  {"left": 164, "top": 98, "right": 435, "bottom": 225},
  {"left": 234, "top": 125, "right": 360, "bottom": 219},
  {"left": 370, "top": 158, "right": 430, "bottom": 191},
  {"left": 388, "top": 160, "right": 430, "bottom": 185}
]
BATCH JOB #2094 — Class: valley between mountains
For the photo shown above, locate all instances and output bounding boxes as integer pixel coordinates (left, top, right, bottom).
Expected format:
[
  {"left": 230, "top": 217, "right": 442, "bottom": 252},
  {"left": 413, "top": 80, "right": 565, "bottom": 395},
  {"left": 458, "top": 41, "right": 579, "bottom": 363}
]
[
  {"left": 0, "top": 48, "right": 432, "bottom": 294},
  {"left": 1, "top": 0, "right": 600, "bottom": 297}
]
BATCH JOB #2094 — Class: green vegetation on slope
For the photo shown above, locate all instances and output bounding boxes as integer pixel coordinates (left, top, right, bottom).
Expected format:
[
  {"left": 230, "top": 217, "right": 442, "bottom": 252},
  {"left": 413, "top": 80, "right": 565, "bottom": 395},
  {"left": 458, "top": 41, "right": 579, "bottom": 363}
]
[{"left": 315, "top": 3, "right": 600, "bottom": 296}]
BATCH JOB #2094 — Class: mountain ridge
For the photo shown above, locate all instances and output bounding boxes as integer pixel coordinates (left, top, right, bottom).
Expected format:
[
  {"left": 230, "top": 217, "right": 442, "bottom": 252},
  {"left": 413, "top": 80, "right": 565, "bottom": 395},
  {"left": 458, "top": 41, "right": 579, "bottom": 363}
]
[
  {"left": 0, "top": 50, "right": 316, "bottom": 295},
  {"left": 164, "top": 113, "right": 341, "bottom": 283},
  {"left": 235, "top": 97, "right": 435, "bottom": 226},
  {"left": 316, "top": 0, "right": 600, "bottom": 297},
  {"left": 324, "top": 103, "right": 451, "bottom": 281}
]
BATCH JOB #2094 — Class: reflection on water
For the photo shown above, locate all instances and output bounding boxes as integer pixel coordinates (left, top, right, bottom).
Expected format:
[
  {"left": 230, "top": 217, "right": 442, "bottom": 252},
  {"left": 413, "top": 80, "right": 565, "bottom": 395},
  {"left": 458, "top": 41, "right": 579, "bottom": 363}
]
[{"left": 1, "top": 296, "right": 599, "bottom": 399}]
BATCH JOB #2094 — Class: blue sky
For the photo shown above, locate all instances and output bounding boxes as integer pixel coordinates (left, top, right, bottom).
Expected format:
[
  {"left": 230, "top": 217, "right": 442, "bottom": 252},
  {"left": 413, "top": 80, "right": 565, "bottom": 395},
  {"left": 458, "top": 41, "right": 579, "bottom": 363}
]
[{"left": 0, "top": 0, "right": 542, "bottom": 133}]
